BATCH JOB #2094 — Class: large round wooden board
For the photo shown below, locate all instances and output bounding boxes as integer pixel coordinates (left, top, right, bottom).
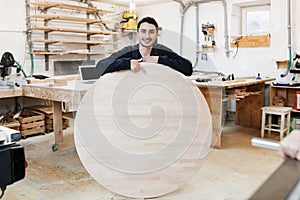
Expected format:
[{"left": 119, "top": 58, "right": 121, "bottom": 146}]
[{"left": 74, "top": 63, "right": 212, "bottom": 198}]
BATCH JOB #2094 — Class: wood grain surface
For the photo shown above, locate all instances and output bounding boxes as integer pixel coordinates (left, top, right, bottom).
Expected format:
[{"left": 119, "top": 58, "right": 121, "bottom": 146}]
[{"left": 74, "top": 63, "right": 212, "bottom": 198}]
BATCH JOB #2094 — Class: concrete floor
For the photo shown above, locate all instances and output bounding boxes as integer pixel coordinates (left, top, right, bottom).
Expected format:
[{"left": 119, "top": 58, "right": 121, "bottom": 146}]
[{"left": 2, "top": 121, "right": 283, "bottom": 200}]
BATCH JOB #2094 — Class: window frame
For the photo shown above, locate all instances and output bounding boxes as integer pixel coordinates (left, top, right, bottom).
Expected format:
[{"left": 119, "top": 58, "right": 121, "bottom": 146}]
[{"left": 242, "top": 4, "right": 271, "bottom": 35}]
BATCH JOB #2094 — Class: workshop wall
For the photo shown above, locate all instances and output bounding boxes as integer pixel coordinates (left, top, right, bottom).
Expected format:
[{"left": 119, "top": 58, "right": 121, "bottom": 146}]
[
  {"left": 0, "top": 1, "right": 27, "bottom": 74},
  {"left": 0, "top": 0, "right": 127, "bottom": 77},
  {"left": 137, "top": 0, "right": 300, "bottom": 81},
  {"left": 0, "top": 0, "right": 299, "bottom": 81}
]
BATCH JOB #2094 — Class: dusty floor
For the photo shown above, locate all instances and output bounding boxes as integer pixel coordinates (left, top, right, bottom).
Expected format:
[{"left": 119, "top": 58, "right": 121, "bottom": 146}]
[{"left": 2, "top": 121, "right": 283, "bottom": 200}]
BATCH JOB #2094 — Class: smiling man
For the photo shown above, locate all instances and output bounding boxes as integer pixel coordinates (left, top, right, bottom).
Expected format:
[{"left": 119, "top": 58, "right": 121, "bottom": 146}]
[{"left": 95, "top": 16, "right": 193, "bottom": 76}]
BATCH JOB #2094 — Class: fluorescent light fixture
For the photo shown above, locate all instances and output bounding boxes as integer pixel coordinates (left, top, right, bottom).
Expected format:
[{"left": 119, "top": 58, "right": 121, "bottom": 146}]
[{"left": 129, "top": 0, "right": 136, "bottom": 12}]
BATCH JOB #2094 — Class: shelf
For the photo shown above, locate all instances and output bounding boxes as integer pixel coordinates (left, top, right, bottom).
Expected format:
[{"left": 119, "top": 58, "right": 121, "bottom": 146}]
[
  {"left": 30, "top": 1, "right": 112, "bottom": 14},
  {"left": 27, "top": 0, "right": 119, "bottom": 71},
  {"left": 30, "top": 49, "right": 116, "bottom": 55},
  {"left": 230, "top": 34, "right": 270, "bottom": 48},
  {"left": 29, "top": 39, "right": 117, "bottom": 45},
  {"left": 28, "top": 14, "right": 117, "bottom": 25},
  {"left": 28, "top": 26, "right": 116, "bottom": 35}
]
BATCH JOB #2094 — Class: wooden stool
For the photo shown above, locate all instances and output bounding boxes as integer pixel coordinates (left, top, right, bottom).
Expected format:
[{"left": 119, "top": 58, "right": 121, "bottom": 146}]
[{"left": 261, "top": 106, "right": 293, "bottom": 140}]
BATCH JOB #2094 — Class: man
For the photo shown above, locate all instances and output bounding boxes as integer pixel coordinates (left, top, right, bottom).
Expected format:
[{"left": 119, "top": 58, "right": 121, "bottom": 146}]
[
  {"left": 95, "top": 16, "right": 193, "bottom": 77},
  {"left": 280, "top": 130, "right": 300, "bottom": 160}
]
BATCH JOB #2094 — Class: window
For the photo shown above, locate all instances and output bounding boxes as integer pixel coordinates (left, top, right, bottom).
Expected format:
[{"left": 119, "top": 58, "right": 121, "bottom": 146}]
[{"left": 242, "top": 5, "right": 270, "bottom": 35}]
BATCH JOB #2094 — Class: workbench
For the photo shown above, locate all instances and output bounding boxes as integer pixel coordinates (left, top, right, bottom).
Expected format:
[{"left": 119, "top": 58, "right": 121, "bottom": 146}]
[
  {"left": 22, "top": 80, "right": 89, "bottom": 151},
  {"left": 20, "top": 77, "right": 274, "bottom": 150},
  {"left": 195, "top": 77, "right": 275, "bottom": 148}
]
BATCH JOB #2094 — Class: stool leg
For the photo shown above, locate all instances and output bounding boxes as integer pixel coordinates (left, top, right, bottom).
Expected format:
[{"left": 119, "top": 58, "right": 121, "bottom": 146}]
[
  {"left": 268, "top": 114, "right": 272, "bottom": 135},
  {"left": 280, "top": 114, "right": 285, "bottom": 141},
  {"left": 286, "top": 112, "right": 291, "bottom": 135},
  {"left": 261, "top": 110, "right": 266, "bottom": 138}
]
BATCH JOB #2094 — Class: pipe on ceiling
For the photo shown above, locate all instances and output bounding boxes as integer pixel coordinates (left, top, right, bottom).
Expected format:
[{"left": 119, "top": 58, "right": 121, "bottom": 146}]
[
  {"left": 174, "top": 0, "right": 230, "bottom": 62},
  {"left": 280, "top": 0, "right": 292, "bottom": 78}
]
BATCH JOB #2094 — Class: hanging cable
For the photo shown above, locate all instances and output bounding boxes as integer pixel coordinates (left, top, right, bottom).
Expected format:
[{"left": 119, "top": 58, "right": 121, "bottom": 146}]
[{"left": 232, "top": 42, "right": 239, "bottom": 59}]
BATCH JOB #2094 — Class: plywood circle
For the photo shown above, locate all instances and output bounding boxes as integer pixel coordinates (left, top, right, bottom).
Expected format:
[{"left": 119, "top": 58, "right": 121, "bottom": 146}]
[{"left": 74, "top": 63, "right": 212, "bottom": 198}]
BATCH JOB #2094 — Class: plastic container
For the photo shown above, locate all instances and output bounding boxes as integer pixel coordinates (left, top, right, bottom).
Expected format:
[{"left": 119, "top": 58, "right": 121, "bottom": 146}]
[{"left": 296, "top": 91, "right": 300, "bottom": 110}]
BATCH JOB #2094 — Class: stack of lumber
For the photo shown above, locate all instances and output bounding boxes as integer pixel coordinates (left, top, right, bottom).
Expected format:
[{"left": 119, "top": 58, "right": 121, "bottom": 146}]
[
  {"left": 26, "top": 105, "right": 69, "bottom": 132},
  {"left": 226, "top": 87, "right": 263, "bottom": 101},
  {"left": 18, "top": 109, "right": 45, "bottom": 137},
  {"left": 0, "top": 107, "right": 21, "bottom": 130}
]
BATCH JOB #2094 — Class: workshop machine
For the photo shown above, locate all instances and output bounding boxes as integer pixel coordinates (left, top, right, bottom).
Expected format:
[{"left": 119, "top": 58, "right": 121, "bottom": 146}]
[
  {"left": 289, "top": 52, "right": 300, "bottom": 74},
  {"left": 274, "top": 52, "right": 300, "bottom": 86},
  {"left": 0, "top": 126, "right": 26, "bottom": 199},
  {"left": 121, "top": 11, "right": 137, "bottom": 30},
  {"left": 0, "top": 52, "right": 27, "bottom": 88}
]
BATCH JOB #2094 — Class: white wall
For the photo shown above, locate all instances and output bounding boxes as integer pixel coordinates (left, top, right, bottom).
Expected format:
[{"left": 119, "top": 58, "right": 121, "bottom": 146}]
[
  {"left": 0, "top": 0, "right": 299, "bottom": 81},
  {"left": 0, "top": 0, "right": 127, "bottom": 77},
  {"left": 0, "top": 0, "right": 27, "bottom": 74},
  {"left": 137, "top": 0, "right": 300, "bottom": 81}
]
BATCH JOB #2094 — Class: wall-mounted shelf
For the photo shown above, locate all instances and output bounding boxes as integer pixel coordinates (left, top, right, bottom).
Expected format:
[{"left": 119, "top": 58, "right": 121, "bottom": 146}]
[
  {"left": 29, "top": 39, "right": 117, "bottom": 45},
  {"left": 28, "top": 14, "right": 117, "bottom": 25},
  {"left": 30, "top": 1, "right": 112, "bottom": 14},
  {"left": 26, "top": 0, "right": 120, "bottom": 71},
  {"left": 230, "top": 34, "right": 270, "bottom": 48},
  {"left": 28, "top": 26, "right": 115, "bottom": 35},
  {"left": 30, "top": 49, "right": 116, "bottom": 55}
]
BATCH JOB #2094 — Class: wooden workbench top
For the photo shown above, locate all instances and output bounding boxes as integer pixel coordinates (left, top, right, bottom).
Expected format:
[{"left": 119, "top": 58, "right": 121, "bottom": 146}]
[
  {"left": 22, "top": 80, "right": 92, "bottom": 103},
  {"left": 0, "top": 87, "right": 22, "bottom": 98},
  {"left": 194, "top": 77, "right": 275, "bottom": 89}
]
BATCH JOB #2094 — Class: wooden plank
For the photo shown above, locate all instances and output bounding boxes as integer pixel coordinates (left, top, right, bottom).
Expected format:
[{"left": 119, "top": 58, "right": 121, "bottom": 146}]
[
  {"left": 276, "top": 60, "right": 288, "bottom": 69},
  {"left": 230, "top": 34, "right": 270, "bottom": 47},
  {"left": 21, "top": 120, "right": 45, "bottom": 130},
  {"left": 0, "top": 121, "right": 20, "bottom": 131},
  {"left": 0, "top": 88, "right": 22, "bottom": 98},
  {"left": 30, "top": 49, "right": 116, "bottom": 55},
  {"left": 197, "top": 86, "right": 223, "bottom": 148},
  {"left": 21, "top": 126, "right": 45, "bottom": 136},
  {"left": 28, "top": 26, "right": 116, "bottom": 35},
  {"left": 28, "top": 14, "right": 116, "bottom": 25},
  {"left": 53, "top": 101, "right": 63, "bottom": 143},
  {"left": 235, "top": 83, "right": 264, "bottom": 128},
  {"left": 63, "top": 112, "right": 76, "bottom": 120},
  {"left": 29, "top": 39, "right": 117, "bottom": 45},
  {"left": 224, "top": 78, "right": 275, "bottom": 89},
  {"left": 30, "top": 1, "right": 112, "bottom": 14},
  {"left": 22, "top": 82, "right": 88, "bottom": 104},
  {"left": 46, "top": 119, "right": 69, "bottom": 131},
  {"left": 18, "top": 110, "right": 45, "bottom": 124},
  {"left": 195, "top": 78, "right": 275, "bottom": 89},
  {"left": 45, "top": 118, "right": 53, "bottom": 124},
  {"left": 26, "top": 105, "right": 53, "bottom": 116}
]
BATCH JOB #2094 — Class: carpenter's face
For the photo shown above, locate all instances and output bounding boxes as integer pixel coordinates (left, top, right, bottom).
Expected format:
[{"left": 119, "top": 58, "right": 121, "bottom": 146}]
[{"left": 138, "top": 22, "right": 158, "bottom": 48}]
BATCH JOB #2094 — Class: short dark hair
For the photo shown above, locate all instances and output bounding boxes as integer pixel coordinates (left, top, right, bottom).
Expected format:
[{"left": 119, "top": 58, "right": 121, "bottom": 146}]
[{"left": 137, "top": 17, "right": 159, "bottom": 32}]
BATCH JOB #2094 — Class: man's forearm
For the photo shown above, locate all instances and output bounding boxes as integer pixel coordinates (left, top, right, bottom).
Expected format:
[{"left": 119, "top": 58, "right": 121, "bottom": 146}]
[
  {"left": 95, "top": 49, "right": 131, "bottom": 76},
  {"left": 158, "top": 56, "right": 193, "bottom": 76}
]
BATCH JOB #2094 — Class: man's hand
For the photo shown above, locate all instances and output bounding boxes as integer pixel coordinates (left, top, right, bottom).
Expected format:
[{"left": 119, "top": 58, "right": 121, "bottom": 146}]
[
  {"left": 142, "top": 56, "right": 159, "bottom": 63},
  {"left": 130, "top": 58, "right": 144, "bottom": 73},
  {"left": 279, "top": 130, "right": 300, "bottom": 160}
]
